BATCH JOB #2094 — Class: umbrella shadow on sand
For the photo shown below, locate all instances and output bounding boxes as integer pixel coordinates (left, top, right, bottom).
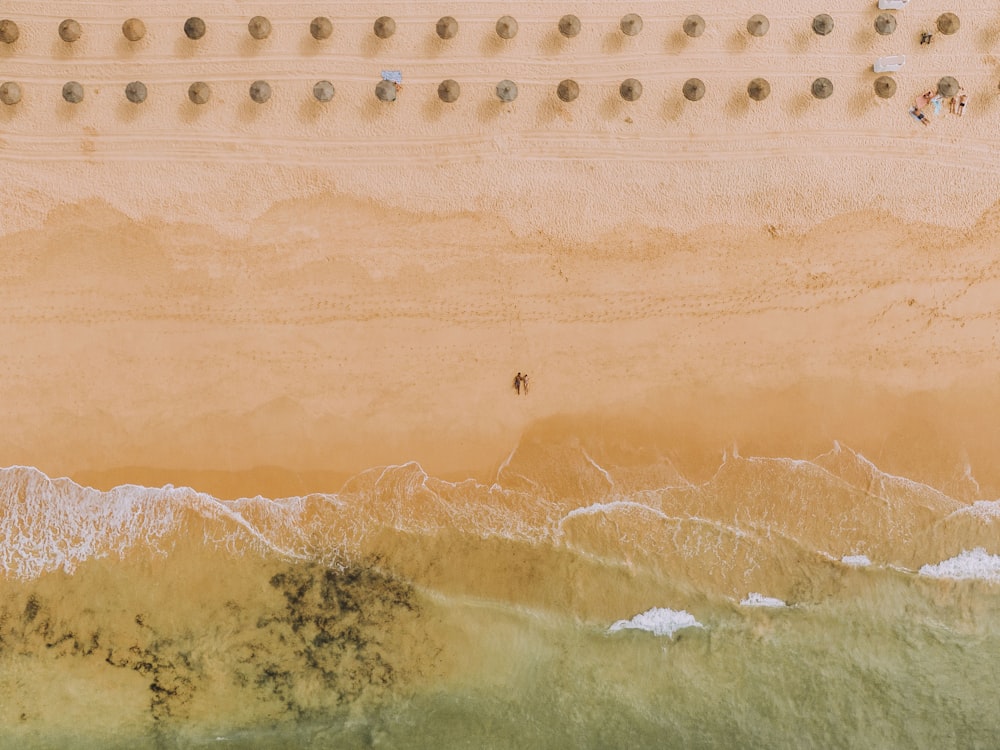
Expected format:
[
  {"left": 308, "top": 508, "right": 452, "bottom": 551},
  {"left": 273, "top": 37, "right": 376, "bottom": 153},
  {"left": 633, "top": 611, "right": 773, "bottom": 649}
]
[
  {"left": 726, "top": 31, "right": 749, "bottom": 53},
  {"left": 603, "top": 31, "right": 626, "bottom": 54},
  {"left": 725, "top": 89, "right": 750, "bottom": 118},
  {"left": 784, "top": 91, "right": 814, "bottom": 118},
  {"left": 179, "top": 99, "right": 209, "bottom": 125},
  {"left": 666, "top": 30, "right": 692, "bottom": 53},
  {"left": 661, "top": 95, "right": 685, "bottom": 123},
  {"left": 117, "top": 98, "right": 144, "bottom": 124},
  {"left": 541, "top": 30, "right": 569, "bottom": 55},
  {"left": 847, "top": 88, "right": 876, "bottom": 118}
]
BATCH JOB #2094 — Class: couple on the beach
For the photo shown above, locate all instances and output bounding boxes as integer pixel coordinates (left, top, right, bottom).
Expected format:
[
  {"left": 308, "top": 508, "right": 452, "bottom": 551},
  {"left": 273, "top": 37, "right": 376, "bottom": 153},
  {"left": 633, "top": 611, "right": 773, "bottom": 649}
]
[{"left": 513, "top": 372, "right": 530, "bottom": 395}]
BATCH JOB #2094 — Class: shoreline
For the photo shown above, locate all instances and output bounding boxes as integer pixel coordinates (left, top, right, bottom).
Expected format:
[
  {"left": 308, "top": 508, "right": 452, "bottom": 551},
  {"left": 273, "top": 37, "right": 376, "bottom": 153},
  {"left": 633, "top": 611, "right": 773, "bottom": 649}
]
[{"left": 1, "top": 197, "right": 999, "bottom": 500}]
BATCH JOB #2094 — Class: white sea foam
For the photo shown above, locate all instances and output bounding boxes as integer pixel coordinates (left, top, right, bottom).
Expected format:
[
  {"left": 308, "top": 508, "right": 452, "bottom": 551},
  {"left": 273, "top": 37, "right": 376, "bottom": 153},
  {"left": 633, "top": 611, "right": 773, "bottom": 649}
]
[
  {"left": 740, "top": 593, "right": 786, "bottom": 608},
  {"left": 841, "top": 555, "right": 872, "bottom": 567},
  {"left": 950, "top": 501, "right": 1000, "bottom": 521},
  {"left": 608, "top": 607, "right": 703, "bottom": 638},
  {"left": 919, "top": 548, "right": 1000, "bottom": 582}
]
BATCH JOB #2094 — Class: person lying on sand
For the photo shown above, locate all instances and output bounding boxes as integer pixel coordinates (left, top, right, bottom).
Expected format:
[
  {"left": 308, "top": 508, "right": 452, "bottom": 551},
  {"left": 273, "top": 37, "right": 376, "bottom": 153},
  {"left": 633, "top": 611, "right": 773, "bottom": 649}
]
[
  {"left": 914, "top": 90, "right": 934, "bottom": 110},
  {"left": 909, "top": 107, "right": 930, "bottom": 126},
  {"left": 957, "top": 91, "right": 968, "bottom": 116}
]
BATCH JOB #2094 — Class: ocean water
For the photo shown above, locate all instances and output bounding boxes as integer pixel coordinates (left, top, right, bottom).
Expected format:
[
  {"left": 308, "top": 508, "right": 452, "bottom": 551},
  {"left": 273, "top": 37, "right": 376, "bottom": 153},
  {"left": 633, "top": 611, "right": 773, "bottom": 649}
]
[{"left": 3, "top": 436, "right": 1000, "bottom": 749}]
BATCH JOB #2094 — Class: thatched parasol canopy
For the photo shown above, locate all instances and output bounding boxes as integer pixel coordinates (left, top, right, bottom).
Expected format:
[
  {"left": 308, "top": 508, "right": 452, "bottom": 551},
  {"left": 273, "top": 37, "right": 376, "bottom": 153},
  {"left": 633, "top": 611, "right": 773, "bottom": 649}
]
[
  {"left": 125, "top": 81, "right": 147, "bottom": 103},
  {"left": 559, "top": 15, "right": 581, "bottom": 38},
  {"left": 438, "top": 79, "right": 460, "bottom": 103},
  {"left": 375, "top": 79, "right": 397, "bottom": 101},
  {"left": 122, "top": 18, "right": 145, "bottom": 41},
  {"left": 59, "top": 19, "right": 82, "bottom": 43},
  {"left": 812, "top": 14, "right": 834, "bottom": 36},
  {"left": 683, "top": 78, "right": 705, "bottom": 101},
  {"left": 0, "top": 82, "right": 21, "bottom": 105},
  {"left": 248, "top": 16, "right": 271, "bottom": 40},
  {"left": 374, "top": 17, "right": 395, "bottom": 39},
  {"left": 496, "top": 80, "right": 518, "bottom": 102},
  {"left": 874, "top": 14, "right": 896, "bottom": 35},
  {"left": 937, "top": 76, "right": 960, "bottom": 97},
  {"left": 310, "top": 17, "right": 332, "bottom": 40},
  {"left": 184, "top": 17, "right": 206, "bottom": 40},
  {"left": 62, "top": 81, "right": 84, "bottom": 103},
  {"left": 683, "top": 15, "right": 705, "bottom": 38},
  {"left": 436, "top": 16, "right": 458, "bottom": 39},
  {"left": 620, "top": 14, "right": 642, "bottom": 36},
  {"left": 249, "top": 80, "right": 271, "bottom": 103},
  {"left": 747, "top": 15, "right": 769, "bottom": 37},
  {"left": 620, "top": 78, "right": 642, "bottom": 101},
  {"left": 188, "top": 81, "right": 211, "bottom": 104},
  {"left": 873, "top": 76, "right": 896, "bottom": 98},
  {"left": 496, "top": 16, "right": 518, "bottom": 39},
  {"left": 747, "top": 78, "right": 770, "bottom": 100},
  {"left": 937, "top": 13, "right": 959, "bottom": 35},
  {"left": 0, "top": 19, "right": 19, "bottom": 44},
  {"left": 811, "top": 77, "right": 833, "bottom": 99},
  {"left": 557, "top": 79, "right": 579, "bottom": 102},
  {"left": 313, "top": 80, "right": 335, "bottom": 102}
]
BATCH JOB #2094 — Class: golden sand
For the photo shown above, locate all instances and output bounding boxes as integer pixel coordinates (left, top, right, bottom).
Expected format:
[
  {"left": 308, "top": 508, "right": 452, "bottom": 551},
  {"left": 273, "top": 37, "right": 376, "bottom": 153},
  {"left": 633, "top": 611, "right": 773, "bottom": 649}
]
[{"left": 0, "top": 1, "right": 999, "bottom": 498}]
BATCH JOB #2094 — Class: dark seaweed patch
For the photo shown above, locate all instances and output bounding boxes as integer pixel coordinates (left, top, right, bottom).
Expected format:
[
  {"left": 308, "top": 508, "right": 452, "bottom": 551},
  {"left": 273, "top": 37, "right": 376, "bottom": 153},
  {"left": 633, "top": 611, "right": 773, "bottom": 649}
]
[
  {"left": 105, "top": 629, "right": 196, "bottom": 722},
  {"left": 22, "top": 596, "right": 41, "bottom": 624},
  {"left": 237, "top": 560, "right": 418, "bottom": 717}
]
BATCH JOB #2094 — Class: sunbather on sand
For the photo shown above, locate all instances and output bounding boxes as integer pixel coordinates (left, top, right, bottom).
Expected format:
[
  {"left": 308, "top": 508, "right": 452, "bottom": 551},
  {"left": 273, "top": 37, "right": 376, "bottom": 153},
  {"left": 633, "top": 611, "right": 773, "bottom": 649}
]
[
  {"left": 914, "top": 90, "right": 934, "bottom": 110},
  {"left": 909, "top": 107, "right": 930, "bottom": 127},
  {"left": 957, "top": 91, "right": 968, "bottom": 116}
]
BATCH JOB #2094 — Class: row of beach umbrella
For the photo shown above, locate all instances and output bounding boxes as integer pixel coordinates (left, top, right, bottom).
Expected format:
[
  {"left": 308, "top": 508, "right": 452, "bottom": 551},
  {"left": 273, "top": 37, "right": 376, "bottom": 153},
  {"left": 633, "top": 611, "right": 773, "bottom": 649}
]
[
  {"left": 0, "top": 76, "right": 966, "bottom": 106},
  {"left": 0, "top": 13, "right": 963, "bottom": 44}
]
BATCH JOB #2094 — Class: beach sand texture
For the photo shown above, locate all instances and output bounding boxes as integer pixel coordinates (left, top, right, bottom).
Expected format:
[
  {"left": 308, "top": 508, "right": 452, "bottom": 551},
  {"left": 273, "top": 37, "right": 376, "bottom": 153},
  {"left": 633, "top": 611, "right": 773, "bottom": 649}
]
[{"left": 4, "top": 1, "right": 1000, "bottom": 747}]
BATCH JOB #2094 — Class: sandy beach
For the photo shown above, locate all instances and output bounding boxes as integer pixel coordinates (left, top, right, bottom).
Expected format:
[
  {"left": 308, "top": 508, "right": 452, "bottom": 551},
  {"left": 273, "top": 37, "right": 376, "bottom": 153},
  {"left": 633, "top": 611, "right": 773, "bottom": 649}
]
[
  {"left": 2, "top": 1, "right": 1000, "bottom": 499},
  {"left": 6, "top": 4, "right": 1000, "bottom": 746}
]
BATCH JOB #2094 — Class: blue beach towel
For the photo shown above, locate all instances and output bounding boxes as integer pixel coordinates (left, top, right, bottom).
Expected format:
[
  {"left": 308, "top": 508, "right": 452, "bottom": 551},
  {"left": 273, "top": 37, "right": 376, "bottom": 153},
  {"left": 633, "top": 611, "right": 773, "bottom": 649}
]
[{"left": 381, "top": 70, "right": 402, "bottom": 84}]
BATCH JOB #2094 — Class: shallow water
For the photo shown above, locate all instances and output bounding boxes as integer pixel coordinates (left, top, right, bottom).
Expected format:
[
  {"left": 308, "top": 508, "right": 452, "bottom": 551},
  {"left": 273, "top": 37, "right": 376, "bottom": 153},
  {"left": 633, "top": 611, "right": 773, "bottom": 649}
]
[{"left": 3, "top": 435, "right": 1000, "bottom": 748}]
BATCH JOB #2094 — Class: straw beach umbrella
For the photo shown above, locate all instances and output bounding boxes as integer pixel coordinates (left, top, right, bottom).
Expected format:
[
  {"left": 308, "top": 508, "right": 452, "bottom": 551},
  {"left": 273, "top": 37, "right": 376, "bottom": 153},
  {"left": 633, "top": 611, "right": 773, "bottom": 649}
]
[
  {"left": 683, "top": 78, "right": 705, "bottom": 101},
  {"left": 310, "top": 17, "right": 332, "bottom": 40},
  {"left": 0, "top": 19, "right": 19, "bottom": 44},
  {"left": 248, "top": 16, "right": 271, "bottom": 40},
  {"left": 683, "top": 15, "right": 705, "bottom": 38},
  {"left": 496, "top": 80, "right": 518, "bottom": 102},
  {"left": 620, "top": 79, "right": 642, "bottom": 101},
  {"left": 313, "top": 81, "right": 334, "bottom": 102},
  {"left": 188, "top": 81, "right": 211, "bottom": 104},
  {"left": 0, "top": 82, "right": 21, "bottom": 105},
  {"left": 62, "top": 81, "right": 84, "bottom": 103},
  {"left": 184, "top": 17, "right": 206, "bottom": 40},
  {"left": 122, "top": 18, "right": 146, "bottom": 41},
  {"left": 559, "top": 15, "right": 581, "bottom": 38},
  {"left": 874, "top": 14, "right": 896, "bottom": 36},
  {"left": 496, "top": 16, "right": 518, "bottom": 39},
  {"left": 436, "top": 16, "right": 458, "bottom": 39},
  {"left": 937, "top": 13, "right": 959, "bottom": 35},
  {"left": 747, "top": 78, "right": 770, "bottom": 100},
  {"left": 937, "top": 76, "right": 959, "bottom": 97},
  {"left": 812, "top": 14, "right": 834, "bottom": 36},
  {"left": 811, "top": 78, "right": 833, "bottom": 99},
  {"left": 125, "top": 81, "right": 147, "bottom": 103},
  {"left": 747, "top": 15, "right": 769, "bottom": 37},
  {"left": 375, "top": 79, "right": 397, "bottom": 101},
  {"left": 557, "top": 79, "right": 579, "bottom": 102},
  {"left": 874, "top": 76, "right": 896, "bottom": 98},
  {"left": 620, "top": 14, "right": 642, "bottom": 36},
  {"left": 249, "top": 80, "right": 271, "bottom": 103},
  {"left": 59, "top": 19, "right": 82, "bottom": 42},
  {"left": 438, "top": 79, "right": 460, "bottom": 102},
  {"left": 374, "top": 17, "right": 395, "bottom": 39}
]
